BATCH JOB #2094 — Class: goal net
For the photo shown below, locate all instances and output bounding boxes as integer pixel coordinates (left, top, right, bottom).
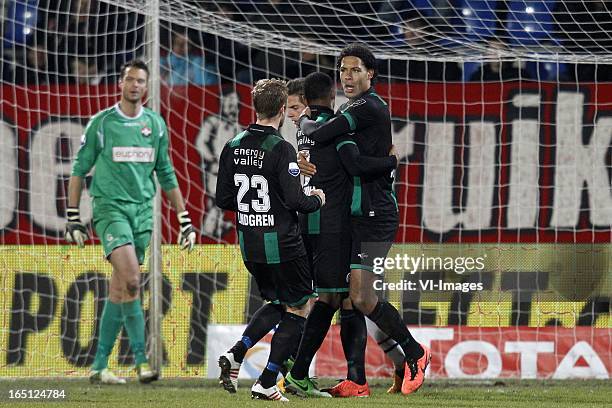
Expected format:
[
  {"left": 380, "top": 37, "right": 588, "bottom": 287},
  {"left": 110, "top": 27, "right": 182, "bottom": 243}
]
[{"left": 0, "top": 0, "right": 609, "bottom": 380}]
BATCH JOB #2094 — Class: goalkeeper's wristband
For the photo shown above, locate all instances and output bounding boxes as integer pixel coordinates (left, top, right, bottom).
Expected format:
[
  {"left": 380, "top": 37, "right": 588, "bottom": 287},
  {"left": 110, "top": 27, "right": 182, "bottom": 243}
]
[
  {"left": 178, "top": 210, "right": 192, "bottom": 226},
  {"left": 313, "top": 194, "right": 323, "bottom": 207},
  {"left": 66, "top": 207, "right": 81, "bottom": 222}
]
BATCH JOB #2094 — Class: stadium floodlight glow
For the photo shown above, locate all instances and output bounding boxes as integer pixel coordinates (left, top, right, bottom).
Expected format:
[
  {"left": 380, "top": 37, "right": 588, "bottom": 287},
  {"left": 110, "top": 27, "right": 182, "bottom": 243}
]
[
  {"left": 525, "top": 6, "right": 535, "bottom": 14},
  {"left": 462, "top": 8, "right": 472, "bottom": 16},
  {"left": 24, "top": 11, "right": 32, "bottom": 19},
  {"left": 23, "top": 27, "right": 31, "bottom": 35},
  {"left": 525, "top": 26, "right": 533, "bottom": 32}
]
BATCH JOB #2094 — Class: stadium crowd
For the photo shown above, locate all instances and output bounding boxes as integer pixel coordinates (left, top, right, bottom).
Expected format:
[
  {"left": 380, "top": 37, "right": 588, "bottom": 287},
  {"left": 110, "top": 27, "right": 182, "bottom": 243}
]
[{"left": 1, "top": 0, "right": 612, "bottom": 85}]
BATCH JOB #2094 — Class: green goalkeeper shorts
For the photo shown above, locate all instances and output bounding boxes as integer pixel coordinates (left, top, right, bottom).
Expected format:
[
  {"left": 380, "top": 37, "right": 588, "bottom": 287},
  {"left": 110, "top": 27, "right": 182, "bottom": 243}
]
[{"left": 92, "top": 197, "right": 153, "bottom": 265}]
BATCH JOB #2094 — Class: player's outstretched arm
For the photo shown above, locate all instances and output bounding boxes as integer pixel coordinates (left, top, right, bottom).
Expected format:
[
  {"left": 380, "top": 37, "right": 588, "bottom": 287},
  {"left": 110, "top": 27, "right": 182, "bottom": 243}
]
[
  {"left": 298, "top": 113, "right": 353, "bottom": 144},
  {"left": 165, "top": 187, "right": 196, "bottom": 251},
  {"left": 336, "top": 139, "right": 398, "bottom": 177},
  {"left": 64, "top": 175, "right": 90, "bottom": 247}
]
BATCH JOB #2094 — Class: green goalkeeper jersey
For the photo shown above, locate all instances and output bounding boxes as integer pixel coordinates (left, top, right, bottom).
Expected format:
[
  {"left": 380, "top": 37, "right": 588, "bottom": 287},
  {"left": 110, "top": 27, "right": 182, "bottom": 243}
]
[{"left": 71, "top": 103, "right": 178, "bottom": 203}]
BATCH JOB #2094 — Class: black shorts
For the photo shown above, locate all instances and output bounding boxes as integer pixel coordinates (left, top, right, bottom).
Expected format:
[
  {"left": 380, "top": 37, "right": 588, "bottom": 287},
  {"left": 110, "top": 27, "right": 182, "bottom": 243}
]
[
  {"left": 304, "top": 232, "right": 351, "bottom": 294},
  {"left": 350, "top": 213, "right": 398, "bottom": 275},
  {"left": 244, "top": 255, "right": 315, "bottom": 307}
]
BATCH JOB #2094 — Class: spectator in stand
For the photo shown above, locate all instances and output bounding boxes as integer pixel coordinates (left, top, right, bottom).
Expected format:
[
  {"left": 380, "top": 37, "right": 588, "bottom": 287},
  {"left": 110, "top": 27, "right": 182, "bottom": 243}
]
[
  {"left": 65, "top": 0, "right": 98, "bottom": 57},
  {"left": 381, "top": 16, "right": 461, "bottom": 82},
  {"left": 249, "top": 0, "right": 294, "bottom": 34},
  {"left": 555, "top": 0, "right": 612, "bottom": 53},
  {"left": 298, "top": 34, "right": 335, "bottom": 78},
  {"left": 13, "top": 40, "right": 58, "bottom": 85},
  {"left": 161, "top": 31, "right": 219, "bottom": 86},
  {"left": 36, "top": 8, "right": 70, "bottom": 82},
  {"left": 36, "top": 0, "right": 108, "bottom": 82},
  {"left": 209, "top": 3, "right": 251, "bottom": 83},
  {"left": 470, "top": 40, "right": 532, "bottom": 81},
  {"left": 70, "top": 57, "right": 100, "bottom": 85},
  {"left": 555, "top": 1, "right": 612, "bottom": 81},
  {"left": 251, "top": 48, "right": 301, "bottom": 82}
]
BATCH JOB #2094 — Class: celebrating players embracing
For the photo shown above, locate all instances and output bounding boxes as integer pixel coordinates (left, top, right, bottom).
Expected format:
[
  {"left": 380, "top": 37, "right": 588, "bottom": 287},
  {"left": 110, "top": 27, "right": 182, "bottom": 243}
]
[
  {"left": 296, "top": 44, "right": 432, "bottom": 396},
  {"left": 283, "top": 70, "right": 402, "bottom": 398}
]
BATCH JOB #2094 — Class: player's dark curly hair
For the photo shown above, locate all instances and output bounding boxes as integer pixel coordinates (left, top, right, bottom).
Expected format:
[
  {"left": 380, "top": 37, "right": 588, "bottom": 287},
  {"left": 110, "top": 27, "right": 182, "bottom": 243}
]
[
  {"left": 304, "top": 72, "right": 333, "bottom": 102},
  {"left": 337, "top": 43, "right": 377, "bottom": 79}
]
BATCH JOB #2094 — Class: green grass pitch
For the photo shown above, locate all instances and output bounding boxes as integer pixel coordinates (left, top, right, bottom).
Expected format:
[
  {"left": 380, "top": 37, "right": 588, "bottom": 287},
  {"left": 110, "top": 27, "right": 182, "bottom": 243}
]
[{"left": 0, "top": 378, "right": 609, "bottom": 407}]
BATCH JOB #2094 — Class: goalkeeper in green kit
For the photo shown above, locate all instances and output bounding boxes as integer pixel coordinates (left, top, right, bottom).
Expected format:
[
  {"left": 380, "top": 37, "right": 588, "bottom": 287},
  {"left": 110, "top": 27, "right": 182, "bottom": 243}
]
[{"left": 65, "top": 60, "right": 195, "bottom": 384}]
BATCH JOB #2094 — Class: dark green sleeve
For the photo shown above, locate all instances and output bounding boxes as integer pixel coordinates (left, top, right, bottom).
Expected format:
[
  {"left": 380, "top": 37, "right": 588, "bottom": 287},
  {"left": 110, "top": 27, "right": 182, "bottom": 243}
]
[
  {"left": 336, "top": 137, "right": 397, "bottom": 177},
  {"left": 71, "top": 115, "right": 101, "bottom": 177},
  {"left": 154, "top": 118, "right": 179, "bottom": 192}
]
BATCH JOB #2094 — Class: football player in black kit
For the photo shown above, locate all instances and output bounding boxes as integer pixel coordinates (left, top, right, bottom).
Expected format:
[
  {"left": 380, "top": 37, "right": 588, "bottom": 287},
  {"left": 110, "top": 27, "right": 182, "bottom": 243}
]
[
  {"left": 283, "top": 71, "right": 402, "bottom": 398},
  {"left": 216, "top": 79, "right": 325, "bottom": 401},
  {"left": 295, "top": 44, "right": 431, "bottom": 397}
]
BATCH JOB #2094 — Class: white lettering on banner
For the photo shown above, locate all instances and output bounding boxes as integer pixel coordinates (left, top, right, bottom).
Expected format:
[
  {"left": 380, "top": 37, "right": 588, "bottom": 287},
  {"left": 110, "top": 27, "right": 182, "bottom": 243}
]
[
  {"left": 112, "top": 147, "right": 155, "bottom": 162},
  {"left": 410, "top": 328, "right": 455, "bottom": 378},
  {"left": 10, "top": 89, "right": 612, "bottom": 238},
  {"left": 30, "top": 120, "right": 92, "bottom": 233},
  {"left": 423, "top": 121, "right": 455, "bottom": 234},
  {"left": 204, "top": 325, "right": 609, "bottom": 379},
  {"left": 552, "top": 92, "right": 612, "bottom": 228},
  {"left": 505, "top": 341, "right": 555, "bottom": 379},
  {"left": 391, "top": 119, "right": 415, "bottom": 160},
  {"left": 445, "top": 340, "right": 503, "bottom": 379},
  {"left": 422, "top": 121, "right": 496, "bottom": 233},
  {"left": 0, "top": 120, "right": 16, "bottom": 229},
  {"left": 408, "top": 328, "right": 456, "bottom": 349},
  {"left": 552, "top": 341, "right": 609, "bottom": 379},
  {"left": 507, "top": 93, "right": 540, "bottom": 229}
]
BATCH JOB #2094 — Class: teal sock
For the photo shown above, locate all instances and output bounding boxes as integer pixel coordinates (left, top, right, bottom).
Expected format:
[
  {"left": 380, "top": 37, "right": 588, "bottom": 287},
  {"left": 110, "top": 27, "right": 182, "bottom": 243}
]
[
  {"left": 92, "top": 300, "right": 124, "bottom": 371},
  {"left": 121, "top": 299, "right": 148, "bottom": 365}
]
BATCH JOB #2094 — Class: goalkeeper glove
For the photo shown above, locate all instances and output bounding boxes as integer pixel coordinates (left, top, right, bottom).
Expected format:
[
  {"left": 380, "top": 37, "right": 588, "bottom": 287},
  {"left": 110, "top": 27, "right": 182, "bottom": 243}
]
[
  {"left": 65, "top": 207, "right": 89, "bottom": 248},
  {"left": 177, "top": 210, "right": 196, "bottom": 251}
]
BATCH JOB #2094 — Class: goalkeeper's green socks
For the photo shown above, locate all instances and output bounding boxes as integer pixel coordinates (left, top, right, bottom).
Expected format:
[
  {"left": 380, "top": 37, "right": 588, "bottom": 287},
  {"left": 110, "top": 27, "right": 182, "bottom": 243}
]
[
  {"left": 122, "top": 299, "right": 148, "bottom": 365},
  {"left": 92, "top": 300, "right": 124, "bottom": 371}
]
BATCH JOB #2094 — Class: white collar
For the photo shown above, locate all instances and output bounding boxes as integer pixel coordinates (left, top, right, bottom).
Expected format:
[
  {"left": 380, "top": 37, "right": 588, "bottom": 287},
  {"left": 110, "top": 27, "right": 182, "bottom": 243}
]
[{"left": 114, "top": 102, "right": 144, "bottom": 120}]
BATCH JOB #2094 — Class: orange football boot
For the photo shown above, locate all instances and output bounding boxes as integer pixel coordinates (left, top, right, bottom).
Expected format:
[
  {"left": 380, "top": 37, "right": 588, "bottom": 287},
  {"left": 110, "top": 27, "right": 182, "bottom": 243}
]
[
  {"left": 401, "top": 344, "right": 431, "bottom": 395},
  {"left": 387, "top": 372, "right": 403, "bottom": 394},
  {"left": 326, "top": 379, "right": 370, "bottom": 398}
]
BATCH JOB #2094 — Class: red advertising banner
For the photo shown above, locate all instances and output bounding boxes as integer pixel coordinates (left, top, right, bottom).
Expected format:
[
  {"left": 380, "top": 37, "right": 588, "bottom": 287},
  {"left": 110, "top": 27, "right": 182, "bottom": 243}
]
[
  {"left": 316, "top": 326, "right": 611, "bottom": 379},
  {"left": 0, "top": 83, "right": 610, "bottom": 244}
]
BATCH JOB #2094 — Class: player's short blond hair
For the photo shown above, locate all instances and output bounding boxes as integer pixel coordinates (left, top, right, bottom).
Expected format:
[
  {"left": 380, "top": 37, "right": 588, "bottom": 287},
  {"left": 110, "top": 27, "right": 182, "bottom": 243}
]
[{"left": 251, "top": 79, "right": 287, "bottom": 119}]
